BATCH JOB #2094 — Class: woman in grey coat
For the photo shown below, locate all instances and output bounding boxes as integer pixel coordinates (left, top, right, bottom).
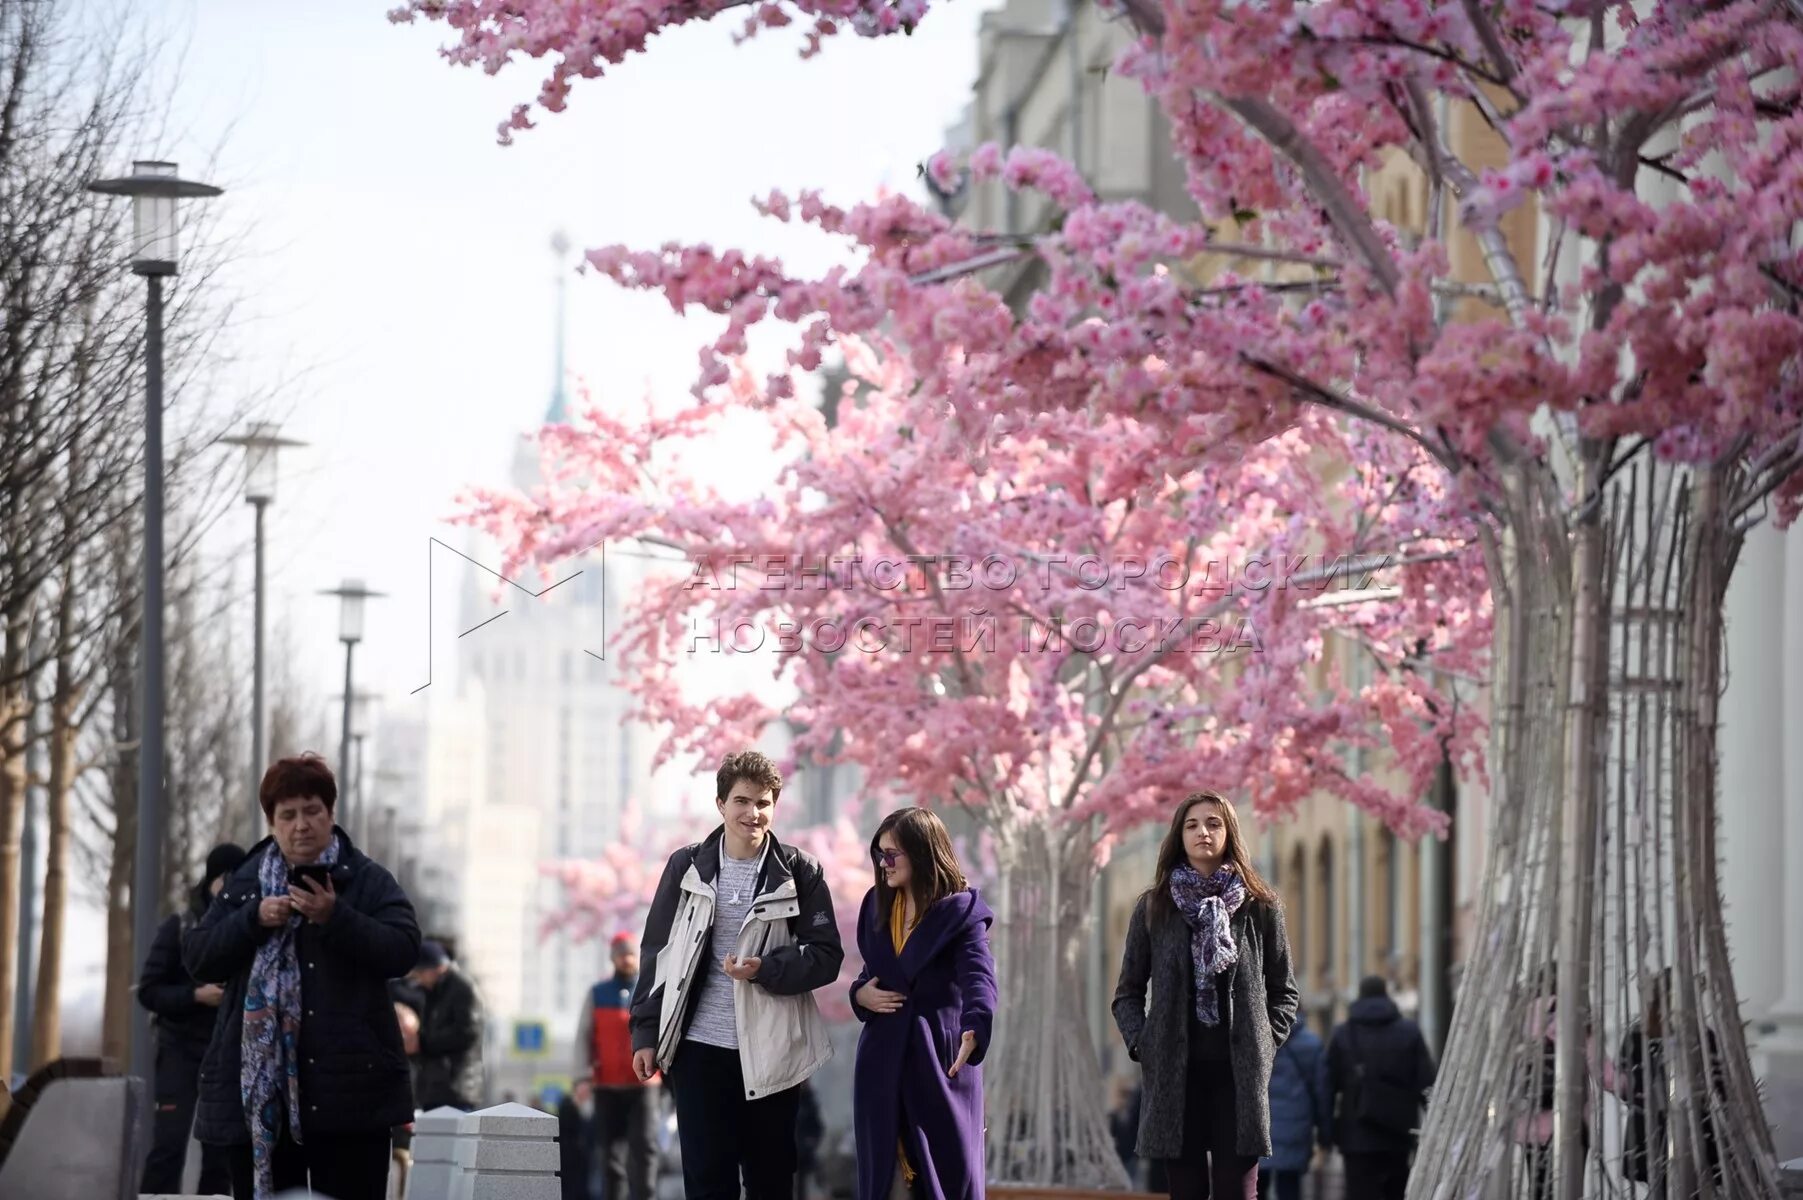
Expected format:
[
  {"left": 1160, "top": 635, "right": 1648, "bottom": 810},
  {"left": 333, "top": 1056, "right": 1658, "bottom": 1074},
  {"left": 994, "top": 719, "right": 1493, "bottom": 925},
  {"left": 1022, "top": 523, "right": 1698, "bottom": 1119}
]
[{"left": 1113, "top": 791, "right": 1300, "bottom": 1200}]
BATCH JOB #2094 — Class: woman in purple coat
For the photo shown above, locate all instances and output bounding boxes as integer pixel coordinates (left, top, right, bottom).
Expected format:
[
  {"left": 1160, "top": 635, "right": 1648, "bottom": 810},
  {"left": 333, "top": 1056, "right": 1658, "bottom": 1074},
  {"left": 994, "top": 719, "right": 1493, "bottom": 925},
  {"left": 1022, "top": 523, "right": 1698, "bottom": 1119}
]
[{"left": 850, "top": 807, "right": 998, "bottom": 1200}]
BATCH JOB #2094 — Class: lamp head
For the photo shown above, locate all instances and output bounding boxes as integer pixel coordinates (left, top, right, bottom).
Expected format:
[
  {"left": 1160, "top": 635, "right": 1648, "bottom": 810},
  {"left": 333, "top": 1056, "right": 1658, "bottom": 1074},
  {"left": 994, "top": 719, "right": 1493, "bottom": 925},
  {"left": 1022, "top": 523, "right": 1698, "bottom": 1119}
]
[{"left": 87, "top": 161, "right": 222, "bottom": 277}]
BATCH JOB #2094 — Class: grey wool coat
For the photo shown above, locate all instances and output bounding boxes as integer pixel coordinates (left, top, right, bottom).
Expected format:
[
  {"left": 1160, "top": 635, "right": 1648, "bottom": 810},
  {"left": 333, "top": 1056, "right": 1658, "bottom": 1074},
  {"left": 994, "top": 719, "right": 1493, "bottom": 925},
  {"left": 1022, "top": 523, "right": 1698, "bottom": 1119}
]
[{"left": 1111, "top": 891, "right": 1300, "bottom": 1160}]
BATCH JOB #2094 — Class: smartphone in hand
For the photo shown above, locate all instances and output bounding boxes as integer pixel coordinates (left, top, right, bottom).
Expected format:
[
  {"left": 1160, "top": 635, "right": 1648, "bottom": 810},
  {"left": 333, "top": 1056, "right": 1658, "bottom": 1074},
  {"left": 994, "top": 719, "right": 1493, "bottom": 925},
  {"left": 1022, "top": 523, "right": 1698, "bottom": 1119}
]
[{"left": 287, "top": 862, "right": 332, "bottom": 892}]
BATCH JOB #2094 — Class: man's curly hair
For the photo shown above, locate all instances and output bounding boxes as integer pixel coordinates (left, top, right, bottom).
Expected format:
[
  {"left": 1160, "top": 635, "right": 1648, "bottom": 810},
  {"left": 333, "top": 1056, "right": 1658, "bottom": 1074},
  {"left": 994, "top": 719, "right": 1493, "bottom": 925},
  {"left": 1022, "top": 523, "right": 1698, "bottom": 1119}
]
[{"left": 716, "top": 750, "right": 783, "bottom": 803}]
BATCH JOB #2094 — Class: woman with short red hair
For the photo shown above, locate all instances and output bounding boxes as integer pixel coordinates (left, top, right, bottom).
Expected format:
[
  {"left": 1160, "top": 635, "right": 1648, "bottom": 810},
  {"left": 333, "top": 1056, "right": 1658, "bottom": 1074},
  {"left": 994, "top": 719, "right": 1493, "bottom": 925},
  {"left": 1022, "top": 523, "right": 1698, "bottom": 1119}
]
[{"left": 185, "top": 752, "right": 420, "bottom": 1200}]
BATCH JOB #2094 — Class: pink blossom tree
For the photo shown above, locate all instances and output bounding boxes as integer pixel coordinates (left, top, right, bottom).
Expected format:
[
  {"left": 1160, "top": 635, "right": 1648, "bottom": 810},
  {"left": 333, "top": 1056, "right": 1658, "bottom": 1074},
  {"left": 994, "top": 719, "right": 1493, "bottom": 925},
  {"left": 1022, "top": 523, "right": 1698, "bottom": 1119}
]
[
  {"left": 403, "top": 0, "right": 1802, "bottom": 1194},
  {"left": 464, "top": 346, "right": 1485, "bottom": 1184}
]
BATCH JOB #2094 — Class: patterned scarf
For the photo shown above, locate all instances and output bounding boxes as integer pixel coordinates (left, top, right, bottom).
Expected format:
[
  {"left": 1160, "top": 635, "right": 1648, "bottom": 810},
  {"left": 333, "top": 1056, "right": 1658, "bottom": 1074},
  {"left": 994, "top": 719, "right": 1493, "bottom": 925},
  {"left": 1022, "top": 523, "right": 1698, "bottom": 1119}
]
[
  {"left": 242, "top": 835, "right": 341, "bottom": 1200},
  {"left": 1168, "top": 863, "right": 1246, "bottom": 1026}
]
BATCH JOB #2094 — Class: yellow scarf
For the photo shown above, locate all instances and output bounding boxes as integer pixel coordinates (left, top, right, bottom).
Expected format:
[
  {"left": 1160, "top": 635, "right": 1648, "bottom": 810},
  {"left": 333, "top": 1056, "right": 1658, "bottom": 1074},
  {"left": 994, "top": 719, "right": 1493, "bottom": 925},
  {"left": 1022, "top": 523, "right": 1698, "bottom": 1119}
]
[{"left": 890, "top": 898, "right": 918, "bottom": 1186}]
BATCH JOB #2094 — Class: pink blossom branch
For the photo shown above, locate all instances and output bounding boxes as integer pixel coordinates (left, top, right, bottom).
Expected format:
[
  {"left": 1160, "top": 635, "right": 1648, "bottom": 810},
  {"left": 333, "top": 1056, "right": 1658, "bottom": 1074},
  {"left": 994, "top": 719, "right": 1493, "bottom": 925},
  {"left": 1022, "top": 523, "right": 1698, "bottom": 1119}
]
[
  {"left": 1057, "top": 546, "right": 1469, "bottom": 812},
  {"left": 1220, "top": 96, "right": 1404, "bottom": 298},
  {"left": 1459, "top": 0, "right": 1519, "bottom": 87},
  {"left": 1732, "top": 429, "right": 1803, "bottom": 522},
  {"left": 907, "top": 246, "right": 1033, "bottom": 286},
  {"left": 1239, "top": 354, "right": 1458, "bottom": 473}
]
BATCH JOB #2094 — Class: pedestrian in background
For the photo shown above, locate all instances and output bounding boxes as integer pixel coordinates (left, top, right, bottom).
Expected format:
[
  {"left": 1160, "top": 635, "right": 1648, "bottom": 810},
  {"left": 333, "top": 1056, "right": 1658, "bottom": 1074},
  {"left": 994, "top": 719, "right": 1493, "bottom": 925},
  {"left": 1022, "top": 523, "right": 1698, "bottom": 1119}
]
[
  {"left": 1510, "top": 976, "right": 1615, "bottom": 1200},
  {"left": 630, "top": 750, "right": 844, "bottom": 1200},
  {"left": 1112, "top": 791, "right": 1300, "bottom": 1200},
  {"left": 1324, "top": 976, "right": 1436, "bottom": 1200},
  {"left": 850, "top": 806, "right": 997, "bottom": 1200},
  {"left": 579, "top": 932, "right": 659, "bottom": 1200},
  {"left": 410, "top": 940, "right": 486, "bottom": 1111},
  {"left": 1616, "top": 969, "right": 1722, "bottom": 1199},
  {"left": 558, "top": 1079, "right": 598, "bottom": 1200},
  {"left": 186, "top": 753, "right": 420, "bottom": 1200},
  {"left": 138, "top": 842, "right": 246, "bottom": 1197},
  {"left": 1258, "top": 1018, "right": 1329, "bottom": 1200},
  {"left": 1109, "top": 1079, "right": 1143, "bottom": 1187}
]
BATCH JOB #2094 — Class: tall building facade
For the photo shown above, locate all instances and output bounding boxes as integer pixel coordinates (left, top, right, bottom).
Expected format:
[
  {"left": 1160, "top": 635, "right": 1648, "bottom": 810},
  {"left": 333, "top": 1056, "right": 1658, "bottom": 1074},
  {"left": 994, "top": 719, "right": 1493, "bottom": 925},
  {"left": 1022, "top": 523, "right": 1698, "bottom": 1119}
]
[{"left": 375, "top": 238, "right": 694, "bottom": 1104}]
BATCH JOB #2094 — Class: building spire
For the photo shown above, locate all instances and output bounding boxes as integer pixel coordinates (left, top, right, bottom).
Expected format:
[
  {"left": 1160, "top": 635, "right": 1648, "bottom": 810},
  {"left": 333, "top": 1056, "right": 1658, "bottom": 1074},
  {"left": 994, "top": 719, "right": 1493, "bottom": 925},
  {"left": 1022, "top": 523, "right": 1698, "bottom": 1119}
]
[{"left": 547, "top": 230, "right": 571, "bottom": 425}]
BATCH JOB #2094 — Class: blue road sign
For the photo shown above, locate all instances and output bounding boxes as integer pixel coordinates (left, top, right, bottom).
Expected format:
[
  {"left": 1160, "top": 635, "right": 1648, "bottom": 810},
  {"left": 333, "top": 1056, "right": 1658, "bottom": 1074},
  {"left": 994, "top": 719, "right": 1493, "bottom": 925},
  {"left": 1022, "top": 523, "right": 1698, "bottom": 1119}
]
[{"left": 512, "top": 1019, "right": 547, "bottom": 1057}]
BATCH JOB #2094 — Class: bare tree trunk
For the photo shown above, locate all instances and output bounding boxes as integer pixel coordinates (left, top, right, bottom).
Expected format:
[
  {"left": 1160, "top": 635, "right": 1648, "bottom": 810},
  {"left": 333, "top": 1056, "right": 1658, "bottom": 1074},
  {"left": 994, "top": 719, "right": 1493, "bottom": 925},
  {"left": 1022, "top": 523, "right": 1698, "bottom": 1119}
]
[
  {"left": 1554, "top": 447, "right": 1606, "bottom": 1200},
  {"left": 30, "top": 574, "right": 80, "bottom": 1068},
  {"left": 0, "top": 611, "right": 33, "bottom": 1083},
  {"left": 100, "top": 576, "right": 138, "bottom": 1068},
  {"left": 1412, "top": 458, "right": 1783, "bottom": 1200},
  {"left": 985, "top": 817, "right": 1126, "bottom": 1187}
]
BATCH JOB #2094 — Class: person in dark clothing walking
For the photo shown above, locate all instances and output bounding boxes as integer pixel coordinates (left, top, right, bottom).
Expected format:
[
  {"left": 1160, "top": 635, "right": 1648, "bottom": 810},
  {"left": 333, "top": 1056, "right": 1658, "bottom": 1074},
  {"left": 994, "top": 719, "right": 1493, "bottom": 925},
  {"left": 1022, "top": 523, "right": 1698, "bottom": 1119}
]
[
  {"left": 1113, "top": 791, "right": 1301, "bottom": 1200},
  {"left": 1615, "top": 969, "right": 1723, "bottom": 1199},
  {"left": 1323, "top": 977, "right": 1437, "bottom": 1200},
  {"left": 410, "top": 939, "right": 487, "bottom": 1110},
  {"left": 578, "top": 932, "right": 659, "bottom": 1200},
  {"left": 558, "top": 1079, "right": 599, "bottom": 1200},
  {"left": 1258, "top": 1021, "right": 1328, "bottom": 1200},
  {"left": 138, "top": 842, "right": 246, "bottom": 1197},
  {"left": 186, "top": 753, "right": 420, "bottom": 1200},
  {"left": 1109, "top": 1079, "right": 1143, "bottom": 1186}
]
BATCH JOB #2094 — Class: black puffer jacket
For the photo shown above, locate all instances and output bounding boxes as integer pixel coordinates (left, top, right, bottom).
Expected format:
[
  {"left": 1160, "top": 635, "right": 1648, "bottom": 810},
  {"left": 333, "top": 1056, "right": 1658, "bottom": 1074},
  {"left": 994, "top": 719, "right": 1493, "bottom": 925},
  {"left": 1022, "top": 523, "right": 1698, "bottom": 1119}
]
[
  {"left": 139, "top": 890, "right": 227, "bottom": 1053},
  {"left": 415, "top": 965, "right": 485, "bottom": 1110},
  {"left": 184, "top": 829, "right": 420, "bottom": 1145},
  {"left": 1323, "top": 994, "right": 1437, "bottom": 1154}
]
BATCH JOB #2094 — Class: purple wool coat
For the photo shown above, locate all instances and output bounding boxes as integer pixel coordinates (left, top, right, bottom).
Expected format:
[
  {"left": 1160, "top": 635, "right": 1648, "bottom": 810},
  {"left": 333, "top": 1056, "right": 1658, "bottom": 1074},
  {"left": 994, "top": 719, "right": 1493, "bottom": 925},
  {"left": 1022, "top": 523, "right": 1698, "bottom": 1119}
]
[{"left": 850, "top": 887, "right": 998, "bottom": 1200}]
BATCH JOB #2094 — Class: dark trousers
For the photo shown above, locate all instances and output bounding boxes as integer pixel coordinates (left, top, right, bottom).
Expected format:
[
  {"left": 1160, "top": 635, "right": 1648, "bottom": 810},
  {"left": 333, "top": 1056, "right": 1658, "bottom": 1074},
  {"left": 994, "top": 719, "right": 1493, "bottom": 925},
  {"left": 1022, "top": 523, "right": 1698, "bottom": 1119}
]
[
  {"left": 668, "top": 1040, "right": 802, "bottom": 1200},
  {"left": 1342, "top": 1151, "right": 1411, "bottom": 1200},
  {"left": 1256, "top": 1167, "right": 1304, "bottom": 1200},
  {"left": 1165, "top": 1058, "right": 1257, "bottom": 1200},
  {"left": 225, "top": 1126, "right": 392, "bottom": 1200},
  {"left": 141, "top": 1040, "right": 234, "bottom": 1196},
  {"left": 596, "top": 1084, "right": 659, "bottom": 1200}
]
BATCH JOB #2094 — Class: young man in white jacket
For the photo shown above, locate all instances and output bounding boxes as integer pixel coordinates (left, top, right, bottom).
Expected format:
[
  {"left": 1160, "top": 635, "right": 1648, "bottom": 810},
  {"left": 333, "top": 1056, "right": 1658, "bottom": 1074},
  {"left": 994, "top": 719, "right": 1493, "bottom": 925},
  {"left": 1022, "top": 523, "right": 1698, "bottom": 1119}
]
[{"left": 629, "top": 751, "right": 844, "bottom": 1200}]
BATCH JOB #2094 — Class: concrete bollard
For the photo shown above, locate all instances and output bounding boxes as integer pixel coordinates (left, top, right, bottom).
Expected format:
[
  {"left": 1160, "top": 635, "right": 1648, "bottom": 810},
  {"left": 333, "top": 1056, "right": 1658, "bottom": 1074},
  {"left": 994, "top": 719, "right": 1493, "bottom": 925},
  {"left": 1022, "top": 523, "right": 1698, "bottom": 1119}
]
[
  {"left": 404, "top": 1105, "right": 468, "bottom": 1200},
  {"left": 0, "top": 1074, "right": 146, "bottom": 1200},
  {"left": 448, "top": 1102, "right": 560, "bottom": 1200}
]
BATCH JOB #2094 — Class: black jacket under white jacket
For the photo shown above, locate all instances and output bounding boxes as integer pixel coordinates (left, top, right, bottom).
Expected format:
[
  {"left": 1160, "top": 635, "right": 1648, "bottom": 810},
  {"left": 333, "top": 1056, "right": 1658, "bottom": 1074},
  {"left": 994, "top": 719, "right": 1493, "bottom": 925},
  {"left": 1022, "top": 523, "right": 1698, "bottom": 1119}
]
[{"left": 629, "top": 826, "right": 843, "bottom": 1099}]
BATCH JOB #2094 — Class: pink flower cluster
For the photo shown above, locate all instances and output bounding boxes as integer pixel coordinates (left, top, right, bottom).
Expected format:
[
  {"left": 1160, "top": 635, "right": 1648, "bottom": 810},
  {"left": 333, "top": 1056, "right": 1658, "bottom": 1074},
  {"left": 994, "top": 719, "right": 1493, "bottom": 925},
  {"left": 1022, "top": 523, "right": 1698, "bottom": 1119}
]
[{"left": 464, "top": 344, "right": 1488, "bottom": 841}]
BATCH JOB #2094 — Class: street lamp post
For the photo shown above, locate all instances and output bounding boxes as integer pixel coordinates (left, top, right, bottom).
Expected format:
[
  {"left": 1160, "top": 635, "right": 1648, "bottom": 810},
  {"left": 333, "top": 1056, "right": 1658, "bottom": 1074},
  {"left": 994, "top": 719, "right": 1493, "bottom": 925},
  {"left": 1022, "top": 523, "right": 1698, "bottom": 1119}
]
[
  {"left": 320, "top": 580, "right": 384, "bottom": 829},
  {"left": 332, "top": 689, "right": 378, "bottom": 828},
  {"left": 220, "top": 422, "right": 306, "bottom": 833},
  {"left": 87, "top": 160, "right": 221, "bottom": 1088}
]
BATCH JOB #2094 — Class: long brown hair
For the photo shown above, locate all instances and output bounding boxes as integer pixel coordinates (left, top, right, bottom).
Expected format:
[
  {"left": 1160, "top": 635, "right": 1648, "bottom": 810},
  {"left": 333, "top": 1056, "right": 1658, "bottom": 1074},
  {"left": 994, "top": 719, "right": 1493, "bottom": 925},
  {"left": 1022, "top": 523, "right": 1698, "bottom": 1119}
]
[
  {"left": 871, "top": 807, "right": 968, "bottom": 926},
  {"left": 1143, "top": 791, "right": 1278, "bottom": 926}
]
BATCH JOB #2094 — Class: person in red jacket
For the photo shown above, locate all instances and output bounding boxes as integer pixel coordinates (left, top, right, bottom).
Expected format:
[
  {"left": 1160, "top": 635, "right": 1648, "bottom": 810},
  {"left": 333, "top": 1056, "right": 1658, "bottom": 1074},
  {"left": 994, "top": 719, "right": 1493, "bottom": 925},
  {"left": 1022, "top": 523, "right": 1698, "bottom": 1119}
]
[{"left": 577, "top": 933, "right": 660, "bottom": 1200}]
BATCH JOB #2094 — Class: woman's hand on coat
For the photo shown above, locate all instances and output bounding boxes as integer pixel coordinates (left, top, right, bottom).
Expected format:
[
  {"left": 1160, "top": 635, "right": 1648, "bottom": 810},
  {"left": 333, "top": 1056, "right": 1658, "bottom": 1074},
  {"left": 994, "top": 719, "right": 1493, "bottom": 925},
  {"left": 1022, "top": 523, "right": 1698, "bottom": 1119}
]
[
  {"left": 723, "top": 954, "right": 761, "bottom": 982},
  {"left": 948, "top": 1031, "right": 978, "bottom": 1078},
  {"left": 257, "top": 897, "right": 293, "bottom": 929},
  {"left": 854, "top": 980, "right": 906, "bottom": 1015}
]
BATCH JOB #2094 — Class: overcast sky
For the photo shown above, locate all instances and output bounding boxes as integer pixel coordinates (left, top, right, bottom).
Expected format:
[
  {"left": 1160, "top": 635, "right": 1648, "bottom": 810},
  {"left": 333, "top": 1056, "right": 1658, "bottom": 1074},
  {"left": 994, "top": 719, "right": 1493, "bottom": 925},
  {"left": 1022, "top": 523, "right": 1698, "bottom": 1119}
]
[{"left": 151, "top": 0, "right": 984, "bottom": 714}]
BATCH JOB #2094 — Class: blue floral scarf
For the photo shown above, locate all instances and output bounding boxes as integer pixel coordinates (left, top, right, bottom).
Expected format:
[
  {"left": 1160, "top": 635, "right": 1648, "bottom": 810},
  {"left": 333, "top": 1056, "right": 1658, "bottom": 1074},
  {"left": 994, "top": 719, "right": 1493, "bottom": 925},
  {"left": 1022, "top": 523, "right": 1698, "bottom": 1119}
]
[
  {"left": 242, "top": 835, "right": 340, "bottom": 1200},
  {"left": 1168, "top": 863, "right": 1246, "bottom": 1026}
]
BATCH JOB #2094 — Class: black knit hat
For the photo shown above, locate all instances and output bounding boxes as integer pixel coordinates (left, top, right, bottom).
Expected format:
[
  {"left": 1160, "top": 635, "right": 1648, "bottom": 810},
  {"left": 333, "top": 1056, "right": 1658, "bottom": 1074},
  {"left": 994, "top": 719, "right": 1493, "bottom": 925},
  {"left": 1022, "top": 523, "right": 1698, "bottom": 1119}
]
[{"left": 202, "top": 843, "right": 247, "bottom": 888}]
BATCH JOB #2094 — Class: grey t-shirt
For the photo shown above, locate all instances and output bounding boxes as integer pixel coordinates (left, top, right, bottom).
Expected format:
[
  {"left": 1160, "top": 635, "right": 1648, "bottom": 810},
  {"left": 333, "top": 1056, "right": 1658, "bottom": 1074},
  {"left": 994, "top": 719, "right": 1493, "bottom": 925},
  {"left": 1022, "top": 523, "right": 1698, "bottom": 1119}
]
[{"left": 684, "top": 843, "right": 767, "bottom": 1050}]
